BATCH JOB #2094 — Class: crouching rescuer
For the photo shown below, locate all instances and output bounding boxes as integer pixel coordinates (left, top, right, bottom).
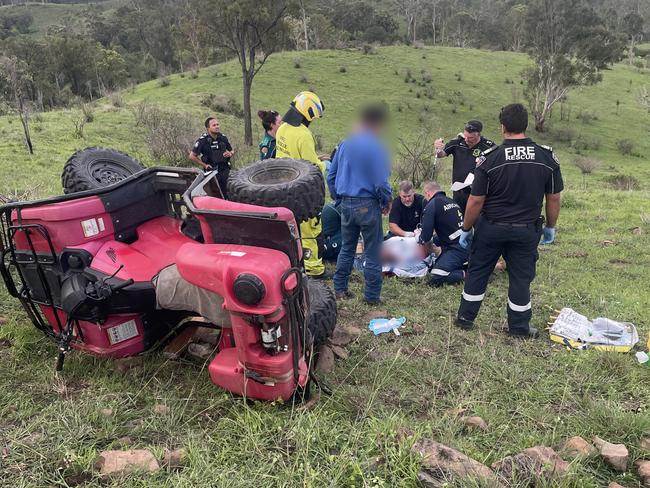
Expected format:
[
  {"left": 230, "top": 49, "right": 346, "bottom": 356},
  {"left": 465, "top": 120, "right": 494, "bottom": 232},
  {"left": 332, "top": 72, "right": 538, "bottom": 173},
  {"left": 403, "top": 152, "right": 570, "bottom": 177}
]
[
  {"left": 276, "top": 91, "right": 328, "bottom": 279},
  {"left": 455, "top": 104, "right": 563, "bottom": 338},
  {"left": 418, "top": 181, "right": 469, "bottom": 286}
]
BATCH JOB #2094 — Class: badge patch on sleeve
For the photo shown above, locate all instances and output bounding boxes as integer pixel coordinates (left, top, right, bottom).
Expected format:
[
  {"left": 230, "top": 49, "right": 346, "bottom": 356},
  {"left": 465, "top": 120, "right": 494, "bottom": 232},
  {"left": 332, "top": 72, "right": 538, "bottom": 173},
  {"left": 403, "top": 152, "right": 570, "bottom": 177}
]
[{"left": 475, "top": 156, "right": 486, "bottom": 167}]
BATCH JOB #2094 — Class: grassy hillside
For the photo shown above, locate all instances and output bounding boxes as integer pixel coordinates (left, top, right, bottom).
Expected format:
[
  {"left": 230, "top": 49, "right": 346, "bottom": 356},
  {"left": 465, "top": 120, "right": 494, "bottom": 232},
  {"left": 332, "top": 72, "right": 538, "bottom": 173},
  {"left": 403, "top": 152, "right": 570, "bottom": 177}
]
[
  {"left": 0, "top": 0, "right": 121, "bottom": 37},
  {"left": 1, "top": 46, "right": 649, "bottom": 487}
]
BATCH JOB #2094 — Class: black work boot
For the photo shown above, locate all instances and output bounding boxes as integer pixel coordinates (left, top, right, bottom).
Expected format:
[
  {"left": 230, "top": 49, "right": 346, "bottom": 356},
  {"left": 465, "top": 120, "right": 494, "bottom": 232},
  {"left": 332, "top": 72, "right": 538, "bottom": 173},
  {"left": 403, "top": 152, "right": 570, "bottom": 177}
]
[
  {"left": 335, "top": 290, "right": 354, "bottom": 300},
  {"left": 454, "top": 315, "right": 474, "bottom": 330},
  {"left": 508, "top": 326, "right": 539, "bottom": 339}
]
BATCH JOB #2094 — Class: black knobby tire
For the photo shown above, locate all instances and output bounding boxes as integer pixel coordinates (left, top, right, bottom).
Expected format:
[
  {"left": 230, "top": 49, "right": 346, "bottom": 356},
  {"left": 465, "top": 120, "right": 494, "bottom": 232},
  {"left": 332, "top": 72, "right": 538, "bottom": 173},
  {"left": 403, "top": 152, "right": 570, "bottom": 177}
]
[
  {"left": 306, "top": 278, "right": 337, "bottom": 347},
  {"left": 61, "top": 147, "right": 146, "bottom": 194},
  {"left": 227, "top": 158, "right": 325, "bottom": 222}
]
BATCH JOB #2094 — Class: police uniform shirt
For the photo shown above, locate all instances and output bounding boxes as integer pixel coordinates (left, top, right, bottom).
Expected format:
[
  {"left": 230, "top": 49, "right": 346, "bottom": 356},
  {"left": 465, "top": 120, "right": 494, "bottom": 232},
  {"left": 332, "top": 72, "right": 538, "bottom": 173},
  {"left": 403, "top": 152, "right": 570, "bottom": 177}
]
[
  {"left": 389, "top": 194, "right": 425, "bottom": 232},
  {"left": 192, "top": 132, "right": 232, "bottom": 168},
  {"left": 418, "top": 191, "right": 464, "bottom": 247},
  {"left": 471, "top": 138, "right": 564, "bottom": 223},
  {"left": 444, "top": 135, "right": 495, "bottom": 185}
]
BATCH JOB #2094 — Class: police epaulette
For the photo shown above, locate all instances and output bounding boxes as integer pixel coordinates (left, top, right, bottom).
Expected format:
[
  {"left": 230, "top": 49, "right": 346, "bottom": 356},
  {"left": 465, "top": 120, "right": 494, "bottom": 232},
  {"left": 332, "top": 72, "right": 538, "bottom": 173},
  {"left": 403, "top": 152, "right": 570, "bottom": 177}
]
[{"left": 481, "top": 145, "right": 499, "bottom": 156}]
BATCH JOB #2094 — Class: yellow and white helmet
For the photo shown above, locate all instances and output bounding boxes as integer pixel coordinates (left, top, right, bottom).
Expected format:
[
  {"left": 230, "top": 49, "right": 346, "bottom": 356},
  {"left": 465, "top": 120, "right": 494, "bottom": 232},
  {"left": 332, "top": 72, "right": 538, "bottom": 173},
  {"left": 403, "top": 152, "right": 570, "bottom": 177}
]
[{"left": 292, "top": 91, "right": 324, "bottom": 122}]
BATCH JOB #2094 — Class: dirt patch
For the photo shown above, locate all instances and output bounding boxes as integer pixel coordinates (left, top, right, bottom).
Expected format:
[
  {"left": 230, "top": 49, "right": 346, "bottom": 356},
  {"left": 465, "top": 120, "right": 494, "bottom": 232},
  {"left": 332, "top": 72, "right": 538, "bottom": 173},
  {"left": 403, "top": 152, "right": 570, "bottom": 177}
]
[{"left": 609, "top": 259, "right": 631, "bottom": 267}]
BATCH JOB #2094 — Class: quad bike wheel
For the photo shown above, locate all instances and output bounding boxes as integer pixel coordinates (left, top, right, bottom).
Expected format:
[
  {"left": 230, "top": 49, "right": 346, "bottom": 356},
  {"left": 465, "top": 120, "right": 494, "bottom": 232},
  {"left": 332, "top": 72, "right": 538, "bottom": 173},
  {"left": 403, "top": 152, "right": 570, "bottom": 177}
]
[
  {"left": 61, "top": 147, "right": 145, "bottom": 194},
  {"left": 227, "top": 158, "right": 325, "bottom": 222},
  {"left": 306, "top": 279, "right": 336, "bottom": 347}
]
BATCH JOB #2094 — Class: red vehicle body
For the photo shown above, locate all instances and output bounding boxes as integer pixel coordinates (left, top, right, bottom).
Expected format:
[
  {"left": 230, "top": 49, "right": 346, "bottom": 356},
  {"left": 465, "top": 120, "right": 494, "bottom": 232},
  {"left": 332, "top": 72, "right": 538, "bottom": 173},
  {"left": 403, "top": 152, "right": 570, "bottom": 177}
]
[{"left": 0, "top": 168, "right": 317, "bottom": 401}]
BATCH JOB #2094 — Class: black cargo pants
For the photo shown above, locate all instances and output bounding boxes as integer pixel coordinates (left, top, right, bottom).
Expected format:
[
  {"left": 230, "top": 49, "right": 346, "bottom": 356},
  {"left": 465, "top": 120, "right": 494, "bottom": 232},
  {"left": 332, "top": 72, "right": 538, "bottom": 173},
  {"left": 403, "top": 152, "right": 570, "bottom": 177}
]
[{"left": 457, "top": 217, "right": 542, "bottom": 334}]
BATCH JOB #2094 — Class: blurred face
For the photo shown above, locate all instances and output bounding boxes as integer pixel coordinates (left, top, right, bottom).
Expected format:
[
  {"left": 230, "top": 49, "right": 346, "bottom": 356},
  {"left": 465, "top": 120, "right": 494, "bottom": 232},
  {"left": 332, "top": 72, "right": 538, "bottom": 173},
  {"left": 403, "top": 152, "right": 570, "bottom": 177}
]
[
  {"left": 400, "top": 190, "right": 415, "bottom": 207},
  {"left": 463, "top": 130, "right": 480, "bottom": 147},
  {"left": 208, "top": 118, "right": 220, "bottom": 135}
]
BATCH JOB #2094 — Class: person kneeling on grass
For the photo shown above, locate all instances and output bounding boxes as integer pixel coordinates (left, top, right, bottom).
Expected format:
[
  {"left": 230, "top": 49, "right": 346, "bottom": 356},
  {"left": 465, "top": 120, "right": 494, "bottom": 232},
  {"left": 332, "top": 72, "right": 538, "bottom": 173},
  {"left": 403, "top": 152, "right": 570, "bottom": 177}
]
[{"left": 418, "top": 180, "right": 469, "bottom": 286}]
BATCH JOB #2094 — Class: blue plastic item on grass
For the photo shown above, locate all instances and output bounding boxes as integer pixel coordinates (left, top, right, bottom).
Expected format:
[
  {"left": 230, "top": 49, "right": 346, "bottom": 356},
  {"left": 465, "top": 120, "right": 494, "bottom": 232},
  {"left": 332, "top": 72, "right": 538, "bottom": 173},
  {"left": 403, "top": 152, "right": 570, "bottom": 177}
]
[{"left": 368, "top": 316, "right": 407, "bottom": 335}]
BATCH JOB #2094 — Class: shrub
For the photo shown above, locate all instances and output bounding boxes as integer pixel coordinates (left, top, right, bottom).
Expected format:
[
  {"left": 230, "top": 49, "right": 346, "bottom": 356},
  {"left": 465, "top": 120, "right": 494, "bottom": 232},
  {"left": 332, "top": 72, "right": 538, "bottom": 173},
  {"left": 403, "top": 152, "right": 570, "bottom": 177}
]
[
  {"left": 72, "top": 112, "right": 86, "bottom": 139},
  {"left": 616, "top": 139, "right": 635, "bottom": 155},
  {"left": 190, "top": 68, "right": 199, "bottom": 79},
  {"left": 573, "top": 156, "right": 601, "bottom": 175},
  {"left": 81, "top": 103, "right": 94, "bottom": 123},
  {"left": 138, "top": 105, "right": 197, "bottom": 164},
  {"left": 158, "top": 76, "right": 171, "bottom": 87},
  {"left": 108, "top": 92, "right": 123, "bottom": 107},
  {"left": 299, "top": 75, "right": 308, "bottom": 84},
  {"left": 361, "top": 43, "right": 376, "bottom": 55},
  {"left": 548, "top": 127, "right": 577, "bottom": 144},
  {"left": 575, "top": 110, "right": 597, "bottom": 124},
  {"left": 339, "top": 66, "right": 347, "bottom": 73},
  {"left": 572, "top": 135, "right": 601, "bottom": 151},
  {"left": 396, "top": 130, "right": 439, "bottom": 187},
  {"left": 200, "top": 94, "right": 243, "bottom": 118},
  {"left": 606, "top": 174, "right": 640, "bottom": 191},
  {"left": 294, "top": 60, "right": 301, "bottom": 69}
]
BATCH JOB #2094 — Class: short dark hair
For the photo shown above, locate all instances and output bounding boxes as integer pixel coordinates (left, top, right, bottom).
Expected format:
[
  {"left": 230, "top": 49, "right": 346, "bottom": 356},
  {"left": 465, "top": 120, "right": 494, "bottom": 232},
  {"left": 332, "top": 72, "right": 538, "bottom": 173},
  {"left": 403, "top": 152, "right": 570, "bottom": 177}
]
[
  {"left": 499, "top": 104, "right": 528, "bottom": 133},
  {"left": 204, "top": 117, "right": 216, "bottom": 129},
  {"left": 361, "top": 102, "right": 388, "bottom": 125}
]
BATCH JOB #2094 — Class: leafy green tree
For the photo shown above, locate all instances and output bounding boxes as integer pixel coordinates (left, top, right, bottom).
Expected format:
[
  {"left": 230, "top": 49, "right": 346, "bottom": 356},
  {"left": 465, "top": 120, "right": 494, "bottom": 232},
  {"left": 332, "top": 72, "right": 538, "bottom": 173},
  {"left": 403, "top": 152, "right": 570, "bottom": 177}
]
[
  {"left": 522, "top": 0, "right": 624, "bottom": 132},
  {"left": 209, "top": 0, "right": 290, "bottom": 145}
]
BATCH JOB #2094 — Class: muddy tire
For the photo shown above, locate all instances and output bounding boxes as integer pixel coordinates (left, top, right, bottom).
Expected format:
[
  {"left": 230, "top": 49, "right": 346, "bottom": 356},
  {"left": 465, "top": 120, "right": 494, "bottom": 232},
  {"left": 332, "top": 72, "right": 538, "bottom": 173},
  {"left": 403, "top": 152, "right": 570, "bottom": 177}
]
[
  {"left": 227, "top": 158, "right": 325, "bottom": 222},
  {"left": 306, "top": 279, "right": 336, "bottom": 347},
  {"left": 61, "top": 147, "right": 146, "bottom": 194}
]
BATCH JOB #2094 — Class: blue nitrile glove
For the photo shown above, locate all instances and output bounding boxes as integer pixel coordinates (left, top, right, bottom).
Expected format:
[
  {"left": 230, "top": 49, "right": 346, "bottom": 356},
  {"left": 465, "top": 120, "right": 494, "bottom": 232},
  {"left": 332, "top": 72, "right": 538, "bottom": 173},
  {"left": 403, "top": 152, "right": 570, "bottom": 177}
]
[
  {"left": 459, "top": 229, "right": 473, "bottom": 249},
  {"left": 540, "top": 226, "right": 556, "bottom": 245}
]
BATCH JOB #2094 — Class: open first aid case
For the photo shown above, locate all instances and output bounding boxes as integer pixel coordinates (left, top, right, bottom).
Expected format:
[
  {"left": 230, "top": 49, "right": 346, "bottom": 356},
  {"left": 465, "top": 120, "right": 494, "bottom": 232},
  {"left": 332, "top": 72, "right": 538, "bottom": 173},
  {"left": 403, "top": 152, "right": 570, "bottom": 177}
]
[{"left": 549, "top": 307, "right": 639, "bottom": 352}]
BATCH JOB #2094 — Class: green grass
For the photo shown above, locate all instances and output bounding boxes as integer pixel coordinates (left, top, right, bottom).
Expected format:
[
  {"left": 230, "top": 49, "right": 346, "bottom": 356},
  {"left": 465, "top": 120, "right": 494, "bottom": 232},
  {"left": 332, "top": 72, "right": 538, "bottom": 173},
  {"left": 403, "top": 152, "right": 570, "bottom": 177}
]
[
  {"left": 1, "top": 46, "right": 650, "bottom": 487},
  {"left": 0, "top": 1, "right": 122, "bottom": 38}
]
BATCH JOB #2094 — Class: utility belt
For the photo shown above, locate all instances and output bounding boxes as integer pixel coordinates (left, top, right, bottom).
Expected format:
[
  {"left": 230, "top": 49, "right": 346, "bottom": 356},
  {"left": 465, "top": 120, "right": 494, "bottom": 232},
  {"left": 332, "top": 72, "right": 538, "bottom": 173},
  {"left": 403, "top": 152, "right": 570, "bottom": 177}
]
[{"left": 485, "top": 216, "right": 543, "bottom": 231}]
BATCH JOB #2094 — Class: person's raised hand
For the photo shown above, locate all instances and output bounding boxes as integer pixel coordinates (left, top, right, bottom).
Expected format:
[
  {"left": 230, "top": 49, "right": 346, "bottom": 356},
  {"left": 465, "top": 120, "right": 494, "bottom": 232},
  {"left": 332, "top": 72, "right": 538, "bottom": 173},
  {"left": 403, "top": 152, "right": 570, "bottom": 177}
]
[{"left": 434, "top": 138, "right": 445, "bottom": 152}]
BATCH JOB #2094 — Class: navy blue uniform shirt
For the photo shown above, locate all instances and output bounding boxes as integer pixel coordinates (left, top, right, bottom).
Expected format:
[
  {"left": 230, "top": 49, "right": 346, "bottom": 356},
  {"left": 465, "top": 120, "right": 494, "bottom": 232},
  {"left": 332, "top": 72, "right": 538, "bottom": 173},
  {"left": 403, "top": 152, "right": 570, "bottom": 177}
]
[
  {"left": 418, "top": 191, "right": 464, "bottom": 247},
  {"left": 192, "top": 132, "right": 232, "bottom": 169},
  {"left": 472, "top": 138, "right": 564, "bottom": 224},
  {"left": 444, "top": 134, "right": 495, "bottom": 185}
]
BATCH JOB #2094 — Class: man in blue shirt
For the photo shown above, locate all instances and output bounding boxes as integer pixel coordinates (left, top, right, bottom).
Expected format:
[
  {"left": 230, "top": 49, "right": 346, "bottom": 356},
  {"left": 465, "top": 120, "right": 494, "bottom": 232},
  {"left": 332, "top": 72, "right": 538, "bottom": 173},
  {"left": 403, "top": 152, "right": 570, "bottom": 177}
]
[{"left": 327, "top": 104, "right": 391, "bottom": 305}]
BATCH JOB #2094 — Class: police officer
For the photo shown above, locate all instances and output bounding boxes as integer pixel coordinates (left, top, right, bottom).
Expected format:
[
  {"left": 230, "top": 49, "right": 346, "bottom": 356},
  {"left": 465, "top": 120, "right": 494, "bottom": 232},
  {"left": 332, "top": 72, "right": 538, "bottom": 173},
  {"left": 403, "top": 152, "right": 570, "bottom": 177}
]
[
  {"left": 189, "top": 117, "right": 234, "bottom": 198},
  {"left": 418, "top": 180, "right": 468, "bottom": 286},
  {"left": 275, "top": 91, "right": 328, "bottom": 279},
  {"left": 434, "top": 120, "right": 495, "bottom": 213},
  {"left": 455, "top": 104, "right": 563, "bottom": 338}
]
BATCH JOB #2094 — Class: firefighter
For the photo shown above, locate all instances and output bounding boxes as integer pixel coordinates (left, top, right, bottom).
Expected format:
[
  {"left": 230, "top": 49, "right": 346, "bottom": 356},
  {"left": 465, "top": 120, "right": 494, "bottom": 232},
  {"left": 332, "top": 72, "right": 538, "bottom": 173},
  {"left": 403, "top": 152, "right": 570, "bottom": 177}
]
[
  {"left": 275, "top": 91, "right": 329, "bottom": 279},
  {"left": 455, "top": 104, "right": 563, "bottom": 338}
]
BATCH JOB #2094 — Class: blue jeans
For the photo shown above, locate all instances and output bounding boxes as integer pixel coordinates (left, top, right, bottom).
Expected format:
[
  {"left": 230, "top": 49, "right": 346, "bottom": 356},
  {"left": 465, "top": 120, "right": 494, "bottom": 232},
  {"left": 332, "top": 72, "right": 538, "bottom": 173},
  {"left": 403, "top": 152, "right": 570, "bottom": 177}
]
[
  {"left": 429, "top": 243, "right": 469, "bottom": 286},
  {"left": 334, "top": 197, "right": 383, "bottom": 301}
]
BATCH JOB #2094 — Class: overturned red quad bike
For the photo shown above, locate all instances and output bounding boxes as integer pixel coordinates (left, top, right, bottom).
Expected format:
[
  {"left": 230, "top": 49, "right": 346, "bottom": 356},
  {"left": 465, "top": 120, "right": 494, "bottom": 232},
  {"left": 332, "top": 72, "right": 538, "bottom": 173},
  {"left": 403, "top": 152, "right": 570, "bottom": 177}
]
[{"left": 0, "top": 148, "right": 336, "bottom": 402}]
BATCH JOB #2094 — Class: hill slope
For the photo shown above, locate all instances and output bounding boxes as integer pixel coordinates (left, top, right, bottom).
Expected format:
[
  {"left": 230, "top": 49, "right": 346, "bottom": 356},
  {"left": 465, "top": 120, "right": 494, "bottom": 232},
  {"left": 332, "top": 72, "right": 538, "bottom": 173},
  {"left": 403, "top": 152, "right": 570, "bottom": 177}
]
[{"left": 0, "top": 46, "right": 649, "bottom": 487}]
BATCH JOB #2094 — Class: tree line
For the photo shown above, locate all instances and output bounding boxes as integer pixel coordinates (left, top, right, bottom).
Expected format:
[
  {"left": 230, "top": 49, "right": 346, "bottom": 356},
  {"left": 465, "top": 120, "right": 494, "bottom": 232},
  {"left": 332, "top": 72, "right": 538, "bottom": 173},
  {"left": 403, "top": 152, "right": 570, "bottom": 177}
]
[{"left": 0, "top": 0, "right": 647, "bottom": 151}]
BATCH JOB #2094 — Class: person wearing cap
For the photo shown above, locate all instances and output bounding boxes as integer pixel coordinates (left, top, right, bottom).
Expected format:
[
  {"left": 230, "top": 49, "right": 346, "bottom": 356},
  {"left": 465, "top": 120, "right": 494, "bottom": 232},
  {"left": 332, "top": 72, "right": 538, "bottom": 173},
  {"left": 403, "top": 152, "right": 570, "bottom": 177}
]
[
  {"left": 455, "top": 104, "right": 563, "bottom": 339},
  {"left": 275, "top": 91, "right": 329, "bottom": 279},
  {"left": 434, "top": 120, "right": 495, "bottom": 213}
]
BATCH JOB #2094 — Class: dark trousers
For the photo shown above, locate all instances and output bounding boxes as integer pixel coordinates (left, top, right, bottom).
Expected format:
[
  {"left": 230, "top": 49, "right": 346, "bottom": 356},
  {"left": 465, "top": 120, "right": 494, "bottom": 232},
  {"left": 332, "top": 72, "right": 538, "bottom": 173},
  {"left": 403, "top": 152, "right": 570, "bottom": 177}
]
[
  {"left": 334, "top": 197, "right": 383, "bottom": 301},
  {"left": 429, "top": 243, "right": 469, "bottom": 286},
  {"left": 453, "top": 188, "right": 471, "bottom": 214},
  {"left": 216, "top": 167, "right": 230, "bottom": 199},
  {"left": 457, "top": 218, "right": 542, "bottom": 334}
]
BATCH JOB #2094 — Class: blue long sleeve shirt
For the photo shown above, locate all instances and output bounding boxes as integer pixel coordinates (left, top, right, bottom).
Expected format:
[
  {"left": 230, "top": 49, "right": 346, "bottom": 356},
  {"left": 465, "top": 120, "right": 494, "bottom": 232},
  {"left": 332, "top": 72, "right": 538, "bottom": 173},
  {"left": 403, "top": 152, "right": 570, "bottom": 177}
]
[{"left": 327, "top": 129, "right": 392, "bottom": 207}]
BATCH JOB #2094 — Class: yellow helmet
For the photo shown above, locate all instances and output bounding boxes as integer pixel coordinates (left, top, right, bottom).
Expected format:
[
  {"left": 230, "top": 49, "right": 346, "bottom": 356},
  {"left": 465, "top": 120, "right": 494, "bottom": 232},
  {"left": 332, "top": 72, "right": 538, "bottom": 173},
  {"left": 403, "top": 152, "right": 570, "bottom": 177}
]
[{"left": 292, "top": 91, "right": 324, "bottom": 122}]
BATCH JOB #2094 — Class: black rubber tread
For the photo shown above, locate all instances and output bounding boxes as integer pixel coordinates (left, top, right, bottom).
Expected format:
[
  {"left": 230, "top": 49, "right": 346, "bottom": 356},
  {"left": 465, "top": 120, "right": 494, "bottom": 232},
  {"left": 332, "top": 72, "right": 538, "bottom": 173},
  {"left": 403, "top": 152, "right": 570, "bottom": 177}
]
[
  {"left": 61, "top": 147, "right": 146, "bottom": 194},
  {"left": 306, "top": 278, "right": 337, "bottom": 347},
  {"left": 227, "top": 158, "right": 325, "bottom": 222}
]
